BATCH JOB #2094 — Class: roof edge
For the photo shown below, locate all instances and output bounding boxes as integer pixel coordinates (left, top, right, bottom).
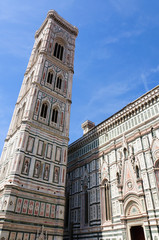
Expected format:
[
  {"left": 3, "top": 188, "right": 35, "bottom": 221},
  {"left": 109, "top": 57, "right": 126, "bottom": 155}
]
[{"left": 69, "top": 84, "right": 159, "bottom": 149}]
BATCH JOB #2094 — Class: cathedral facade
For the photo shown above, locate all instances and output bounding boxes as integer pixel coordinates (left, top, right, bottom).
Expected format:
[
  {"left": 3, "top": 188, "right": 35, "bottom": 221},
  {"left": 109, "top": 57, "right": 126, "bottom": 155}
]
[
  {"left": 65, "top": 86, "right": 159, "bottom": 240},
  {"left": 0, "top": 11, "right": 78, "bottom": 240}
]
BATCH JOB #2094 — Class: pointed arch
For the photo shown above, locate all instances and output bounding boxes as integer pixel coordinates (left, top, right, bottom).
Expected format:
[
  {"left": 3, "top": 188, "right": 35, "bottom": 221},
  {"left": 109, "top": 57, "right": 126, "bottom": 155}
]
[
  {"left": 124, "top": 195, "right": 144, "bottom": 219},
  {"left": 53, "top": 37, "right": 66, "bottom": 61},
  {"left": 136, "top": 165, "right": 140, "bottom": 179},
  {"left": 54, "top": 42, "right": 64, "bottom": 60},
  {"left": 50, "top": 103, "right": 61, "bottom": 128},
  {"left": 155, "top": 159, "right": 159, "bottom": 168},
  {"left": 101, "top": 179, "right": 111, "bottom": 223},
  {"left": 154, "top": 159, "right": 159, "bottom": 190},
  {"left": 52, "top": 108, "right": 58, "bottom": 123},
  {"left": 40, "top": 102, "right": 48, "bottom": 119},
  {"left": 151, "top": 137, "right": 159, "bottom": 160},
  {"left": 56, "top": 76, "right": 62, "bottom": 89},
  {"left": 125, "top": 199, "right": 142, "bottom": 217},
  {"left": 123, "top": 147, "right": 128, "bottom": 159},
  {"left": 80, "top": 169, "right": 89, "bottom": 226},
  {"left": 127, "top": 202, "right": 141, "bottom": 216},
  {"left": 46, "top": 70, "right": 54, "bottom": 85},
  {"left": 117, "top": 172, "right": 120, "bottom": 184},
  {"left": 150, "top": 126, "right": 156, "bottom": 138},
  {"left": 82, "top": 175, "right": 89, "bottom": 225},
  {"left": 55, "top": 74, "right": 63, "bottom": 91},
  {"left": 84, "top": 186, "right": 88, "bottom": 224}
]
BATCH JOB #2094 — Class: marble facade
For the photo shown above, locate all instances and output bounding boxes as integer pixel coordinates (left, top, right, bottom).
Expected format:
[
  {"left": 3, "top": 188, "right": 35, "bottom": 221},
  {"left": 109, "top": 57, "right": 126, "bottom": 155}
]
[{"left": 65, "top": 87, "right": 159, "bottom": 240}]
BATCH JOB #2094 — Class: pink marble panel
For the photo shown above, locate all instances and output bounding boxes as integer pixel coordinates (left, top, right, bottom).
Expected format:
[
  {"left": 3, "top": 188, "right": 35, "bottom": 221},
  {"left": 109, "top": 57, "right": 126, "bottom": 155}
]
[
  {"left": 45, "top": 203, "right": 50, "bottom": 217},
  {"left": 15, "top": 198, "right": 23, "bottom": 213},
  {"left": 22, "top": 199, "right": 29, "bottom": 214},
  {"left": 28, "top": 200, "right": 34, "bottom": 215}
]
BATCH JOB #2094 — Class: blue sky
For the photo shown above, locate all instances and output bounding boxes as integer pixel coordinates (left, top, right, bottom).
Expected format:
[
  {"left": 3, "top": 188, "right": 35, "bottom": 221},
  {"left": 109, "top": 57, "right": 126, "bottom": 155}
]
[{"left": 1, "top": 0, "right": 159, "bottom": 153}]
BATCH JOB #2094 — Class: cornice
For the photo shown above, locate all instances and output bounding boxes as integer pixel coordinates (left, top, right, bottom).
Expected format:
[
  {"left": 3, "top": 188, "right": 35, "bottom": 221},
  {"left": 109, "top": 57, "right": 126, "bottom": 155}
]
[
  {"left": 69, "top": 85, "right": 159, "bottom": 152},
  {"left": 47, "top": 10, "right": 78, "bottom": 37},
  {"left": 26, "top": 121, "right": 70, "bottom": 142},
  {"left": 68, "top": 121, "right": 159, "bottom": 171},
  {"left": 6, "top": 119, "right": 69, "bottom": 143},
  {"left": 16, "top": 80, "right": 70, "bottom": 106},
  {"left": 34, "top": 82, "right": 67, "bottom": 104},
  {"left": 43, "top": 51, "right": 74, "bottom": 74},
  {"left": 25, "top": 51, "right": 74, "bottom": 76}
]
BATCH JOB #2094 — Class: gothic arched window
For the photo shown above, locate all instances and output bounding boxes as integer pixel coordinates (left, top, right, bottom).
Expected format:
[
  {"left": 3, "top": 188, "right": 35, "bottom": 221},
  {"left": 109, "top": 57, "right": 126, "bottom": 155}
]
[
  {"left": 151, "top": 127, "right": 156, "bottom": 138},
  {"left": 136, "top": 165, "right": 140, "bottom": 179},
  {"left": 155, "top": 160, "right": 159, "bottom": 190},
  {"left": 54, "top": 42, "right": 64, "bottom": 61},
  {"left": 47, "top": 72, "right": 53, "bottom": 84},
  {"left": 101, "top": 180, "right": 111, "bottom": 222},
  {"left": 40, "top": 103, "right": 48, "bottom": 118},
  {"left": 84, "top": 188, "right": 88, "bottom": 224},
  {"left": 52, "top": 109, "right": 58, "bottom": 123},
  {"left": 117, "top": 172, "right": 120, "bottom": 184},
  {"left": 56, "top": 77, "right": 62, "bottom": 90},
  {"left": 123, "top": 148, "right": 127, "bottom": 159}
]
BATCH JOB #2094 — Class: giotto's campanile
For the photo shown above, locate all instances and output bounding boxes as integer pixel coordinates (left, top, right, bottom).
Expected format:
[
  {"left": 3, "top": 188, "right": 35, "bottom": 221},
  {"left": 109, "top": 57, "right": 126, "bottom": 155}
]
[{"left": 0, "top": 10, "right": 78, "bottom": 240}]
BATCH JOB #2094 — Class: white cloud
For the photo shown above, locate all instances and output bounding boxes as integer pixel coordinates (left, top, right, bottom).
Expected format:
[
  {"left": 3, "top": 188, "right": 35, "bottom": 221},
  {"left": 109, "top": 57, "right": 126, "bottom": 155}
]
[
  {"left": 0, "top": 1, "right": 32, "bottom": 22},
  {"left": 141, "top": 73, "right": 149, "bottom": 92},
  {"left": 87, "top": 81, "right": 130, "bottom": 107},
  {"left": 103, "top": 29, "right": 144, "bottom": 45},
  {"left": 109, "top": 0, "right": 139, "bottom": 16},
  {"left": 141, "top": 65, "right": 159, "bottom": 91}
]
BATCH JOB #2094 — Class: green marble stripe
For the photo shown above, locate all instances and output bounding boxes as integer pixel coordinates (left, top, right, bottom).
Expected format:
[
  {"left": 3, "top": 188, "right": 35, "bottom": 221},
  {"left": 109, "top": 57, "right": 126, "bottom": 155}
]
[
  {"left": 1, "top": 186, "right": 65, "bottom": 200},
  {"left": 0, "top": 218, "right": 64, "bottom": 228},
  {"left": 9, "top": 172, "right": 66, "bottom": 188},
  {"left": 18, "top": 150, "right": 67, "bottom": 166},
  {"left": 15, "top": 128, "right": 68, "bottom": 147},
  {"left": 0, "top": 195, "right": 65, "bottom": 209}
]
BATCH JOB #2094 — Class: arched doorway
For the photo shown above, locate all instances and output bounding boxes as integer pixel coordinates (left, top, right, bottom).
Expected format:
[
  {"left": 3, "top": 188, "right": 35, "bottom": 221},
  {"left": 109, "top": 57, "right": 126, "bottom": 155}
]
[
  {"left": 130, "top": 225, "right": 145, "bottom": 240},
  {"left": 124, "top": 199, "right": 146, "bottom": 240}
]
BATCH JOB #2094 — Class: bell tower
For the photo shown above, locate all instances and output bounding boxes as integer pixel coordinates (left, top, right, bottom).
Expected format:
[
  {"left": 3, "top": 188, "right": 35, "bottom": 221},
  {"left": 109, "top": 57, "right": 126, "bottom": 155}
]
[{"left": 0, "top": 10, "right": 78, "bottom": 240}]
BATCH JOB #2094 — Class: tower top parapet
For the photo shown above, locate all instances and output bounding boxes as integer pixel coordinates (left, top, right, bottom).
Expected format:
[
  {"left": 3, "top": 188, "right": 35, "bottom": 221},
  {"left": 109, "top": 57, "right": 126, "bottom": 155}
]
[{"left": 35, "top": 10, "right": 78, "bottom": 38}]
